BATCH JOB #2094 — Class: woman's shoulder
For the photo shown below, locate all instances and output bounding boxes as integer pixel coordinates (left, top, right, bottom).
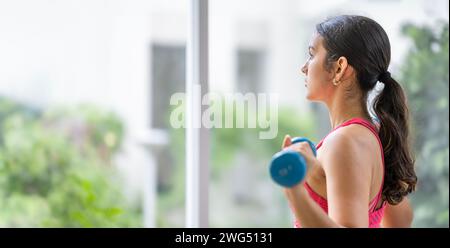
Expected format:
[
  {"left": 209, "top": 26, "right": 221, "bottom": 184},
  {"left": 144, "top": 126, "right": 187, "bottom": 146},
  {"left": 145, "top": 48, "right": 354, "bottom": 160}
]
[
  {"left": 319, "top": 124, "right": 379, "bottom": 167},
  {"left": 322, "top": 124, "right": 375, "bottom": 150}
]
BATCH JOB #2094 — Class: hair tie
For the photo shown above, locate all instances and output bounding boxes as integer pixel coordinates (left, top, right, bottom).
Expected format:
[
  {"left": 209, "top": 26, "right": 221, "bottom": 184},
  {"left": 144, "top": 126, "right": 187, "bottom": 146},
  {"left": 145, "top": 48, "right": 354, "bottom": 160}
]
[{"left": 378, "top": 71, "right": 391, "bottom": 82}]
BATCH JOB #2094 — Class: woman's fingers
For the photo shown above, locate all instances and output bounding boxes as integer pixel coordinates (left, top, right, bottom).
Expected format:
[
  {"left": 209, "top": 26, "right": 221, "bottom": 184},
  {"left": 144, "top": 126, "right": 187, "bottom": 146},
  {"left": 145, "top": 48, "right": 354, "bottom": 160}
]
[
  {"left": 282, "top": 135, "right": 292, "bottom": 149},
  {"left": 294, "top": 143, "right": 314, "bottom": 158},
  {"left": 292, "top": 142, "right": 313, "bottom": 154},
  {"left": 289, "top": 142, "right": 317, "bottom": 170},
  {"left": 281, "top": 136, "right": 319, "bottom": 170}
]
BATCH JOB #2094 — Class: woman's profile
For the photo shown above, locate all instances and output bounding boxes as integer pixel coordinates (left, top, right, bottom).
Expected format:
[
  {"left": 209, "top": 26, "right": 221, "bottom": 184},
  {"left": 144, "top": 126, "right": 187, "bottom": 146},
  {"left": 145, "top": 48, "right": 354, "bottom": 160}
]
[{"left": 282, "top": 15, "right": 417, "bottom": 228}]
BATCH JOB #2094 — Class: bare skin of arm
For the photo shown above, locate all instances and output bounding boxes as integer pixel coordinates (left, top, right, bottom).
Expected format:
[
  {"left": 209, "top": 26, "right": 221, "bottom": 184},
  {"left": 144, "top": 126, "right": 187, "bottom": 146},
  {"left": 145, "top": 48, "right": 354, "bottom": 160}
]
[{"left": 381, "top": 197, "right": 413, "bottom": 227}]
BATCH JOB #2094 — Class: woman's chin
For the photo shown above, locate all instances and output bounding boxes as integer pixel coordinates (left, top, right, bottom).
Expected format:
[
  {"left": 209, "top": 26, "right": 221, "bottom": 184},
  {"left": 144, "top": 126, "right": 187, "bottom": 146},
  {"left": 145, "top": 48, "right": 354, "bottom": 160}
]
[{"left": 305, "top": 85, "right": 318, "bottom": 101}]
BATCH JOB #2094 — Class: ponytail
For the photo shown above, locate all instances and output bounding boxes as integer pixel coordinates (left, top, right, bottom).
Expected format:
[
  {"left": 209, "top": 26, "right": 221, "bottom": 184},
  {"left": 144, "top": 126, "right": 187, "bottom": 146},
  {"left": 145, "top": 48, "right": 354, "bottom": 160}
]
[{"left": 373, "top": 74, "right": 417, "bottom": 205}]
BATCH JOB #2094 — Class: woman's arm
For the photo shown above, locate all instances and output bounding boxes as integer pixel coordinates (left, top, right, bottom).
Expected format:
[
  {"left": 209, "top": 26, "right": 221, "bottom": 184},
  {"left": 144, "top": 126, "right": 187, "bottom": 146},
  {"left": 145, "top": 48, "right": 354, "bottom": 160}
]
[
  {"left": 381, "top": 197, "right": 413, "bottom": 227},
  {"left": 282, "top": 135, "right": 341, "bottom": 227},
  {"left": 282, "top": 128, "right": 373, "bottom": 228}
]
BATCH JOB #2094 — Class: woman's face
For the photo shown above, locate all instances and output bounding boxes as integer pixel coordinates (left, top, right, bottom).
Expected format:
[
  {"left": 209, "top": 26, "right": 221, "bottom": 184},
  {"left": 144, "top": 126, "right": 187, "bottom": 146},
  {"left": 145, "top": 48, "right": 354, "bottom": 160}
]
[{"left": 301, "top": 33, "right": 335, "bottom": 101}]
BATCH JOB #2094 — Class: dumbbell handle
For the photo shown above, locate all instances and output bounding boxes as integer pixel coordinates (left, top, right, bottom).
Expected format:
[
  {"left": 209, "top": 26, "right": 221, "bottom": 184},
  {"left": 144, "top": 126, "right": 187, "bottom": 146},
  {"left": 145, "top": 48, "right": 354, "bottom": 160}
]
[{"left": 269, "top": 137, "right": 316, "bottom": 187}]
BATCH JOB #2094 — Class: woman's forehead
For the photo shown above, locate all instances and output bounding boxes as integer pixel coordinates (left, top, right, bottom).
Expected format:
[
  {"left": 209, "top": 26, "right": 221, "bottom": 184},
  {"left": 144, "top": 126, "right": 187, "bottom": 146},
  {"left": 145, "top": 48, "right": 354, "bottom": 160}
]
[{"left": 309, "top": 33, "right": 324, "bottom": 50}]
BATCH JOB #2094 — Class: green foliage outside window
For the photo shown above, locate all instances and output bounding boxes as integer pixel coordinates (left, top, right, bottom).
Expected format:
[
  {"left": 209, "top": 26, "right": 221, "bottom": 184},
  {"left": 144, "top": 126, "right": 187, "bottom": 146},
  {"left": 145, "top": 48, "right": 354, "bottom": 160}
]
[
  {"left": 399, "top": 21, "right": 449, "bottom": 227},
  {"left": 0, "top": 98, "right": 141, "bottom": 227}
]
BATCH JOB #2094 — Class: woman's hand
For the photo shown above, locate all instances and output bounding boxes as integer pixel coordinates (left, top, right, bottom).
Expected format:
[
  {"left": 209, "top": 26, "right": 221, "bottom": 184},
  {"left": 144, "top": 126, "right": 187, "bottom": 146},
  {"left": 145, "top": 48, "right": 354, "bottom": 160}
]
[
  {"left": 281, "top": 135, "right": 321, "bottom": 181},
  {"left": 281, "top": 135, "right": 321, "bottom": 205}
]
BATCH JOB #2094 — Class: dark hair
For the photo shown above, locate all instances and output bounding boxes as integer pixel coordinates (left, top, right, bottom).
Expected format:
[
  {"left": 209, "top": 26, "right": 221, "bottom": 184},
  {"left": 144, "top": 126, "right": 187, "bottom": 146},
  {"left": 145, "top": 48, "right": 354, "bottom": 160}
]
[{"left": 316, "top": 15, "right": 417, "bottom": 205}]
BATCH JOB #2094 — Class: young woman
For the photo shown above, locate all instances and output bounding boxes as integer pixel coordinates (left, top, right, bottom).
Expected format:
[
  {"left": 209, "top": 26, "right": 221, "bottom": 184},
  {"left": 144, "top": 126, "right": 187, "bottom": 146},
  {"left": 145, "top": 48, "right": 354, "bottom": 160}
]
[{"left": 282, "top": 15, "right": 417, "bottom": 228}]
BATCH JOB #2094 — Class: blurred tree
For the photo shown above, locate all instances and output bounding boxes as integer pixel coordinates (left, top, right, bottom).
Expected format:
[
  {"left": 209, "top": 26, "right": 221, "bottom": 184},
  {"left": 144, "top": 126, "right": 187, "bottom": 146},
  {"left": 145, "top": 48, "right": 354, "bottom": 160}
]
[
  {"left": 0, "top": 98, "right": 141, "bottom": 227},
  {"left": 398, "top": 20, "right": 449, "bottom": 227}
]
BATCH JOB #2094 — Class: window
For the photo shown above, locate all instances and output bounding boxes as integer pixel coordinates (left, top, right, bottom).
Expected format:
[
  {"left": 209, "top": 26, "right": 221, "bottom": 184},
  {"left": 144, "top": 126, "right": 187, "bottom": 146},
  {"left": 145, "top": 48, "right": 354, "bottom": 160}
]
[
  {"left": 151, "top": 44, "right": 186, "bottom": 129},
  {"left": 236, "top": 49, "right": 265, "bottom": 93}
]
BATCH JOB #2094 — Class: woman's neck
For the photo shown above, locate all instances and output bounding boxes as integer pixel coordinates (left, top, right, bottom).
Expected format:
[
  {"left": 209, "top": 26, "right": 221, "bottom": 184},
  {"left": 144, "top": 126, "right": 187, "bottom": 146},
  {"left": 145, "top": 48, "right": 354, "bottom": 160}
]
[{"left": 325, "top": 91, "right": 370, "bottom": 129}]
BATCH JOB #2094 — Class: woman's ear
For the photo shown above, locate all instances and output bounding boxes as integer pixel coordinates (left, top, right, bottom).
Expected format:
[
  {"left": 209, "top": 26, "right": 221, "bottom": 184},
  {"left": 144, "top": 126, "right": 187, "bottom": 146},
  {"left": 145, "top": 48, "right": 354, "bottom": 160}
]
[{"left": 334, "top": 56, "right": 348, "bottom": 82}]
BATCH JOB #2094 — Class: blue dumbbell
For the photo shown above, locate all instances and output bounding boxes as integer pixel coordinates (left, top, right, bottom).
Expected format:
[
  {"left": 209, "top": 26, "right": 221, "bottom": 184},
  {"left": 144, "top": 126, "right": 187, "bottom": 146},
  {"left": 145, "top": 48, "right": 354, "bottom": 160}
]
[{"left": 269, "top": 137, "right": 317, "bottom": 187}]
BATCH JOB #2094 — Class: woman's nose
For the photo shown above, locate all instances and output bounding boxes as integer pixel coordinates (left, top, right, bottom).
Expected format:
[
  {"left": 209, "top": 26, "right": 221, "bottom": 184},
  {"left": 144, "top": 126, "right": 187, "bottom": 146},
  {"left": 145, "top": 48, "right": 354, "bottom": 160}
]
[{"left": 301, "top": 63, "right": 308, "bottom": 75}]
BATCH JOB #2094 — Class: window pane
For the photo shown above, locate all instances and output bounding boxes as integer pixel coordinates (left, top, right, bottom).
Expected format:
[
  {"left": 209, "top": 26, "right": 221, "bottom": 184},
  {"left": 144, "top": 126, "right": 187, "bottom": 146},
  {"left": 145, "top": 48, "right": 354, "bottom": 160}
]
[{"left": 237, "top": 49, "right": 265, "bottom": 93}]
